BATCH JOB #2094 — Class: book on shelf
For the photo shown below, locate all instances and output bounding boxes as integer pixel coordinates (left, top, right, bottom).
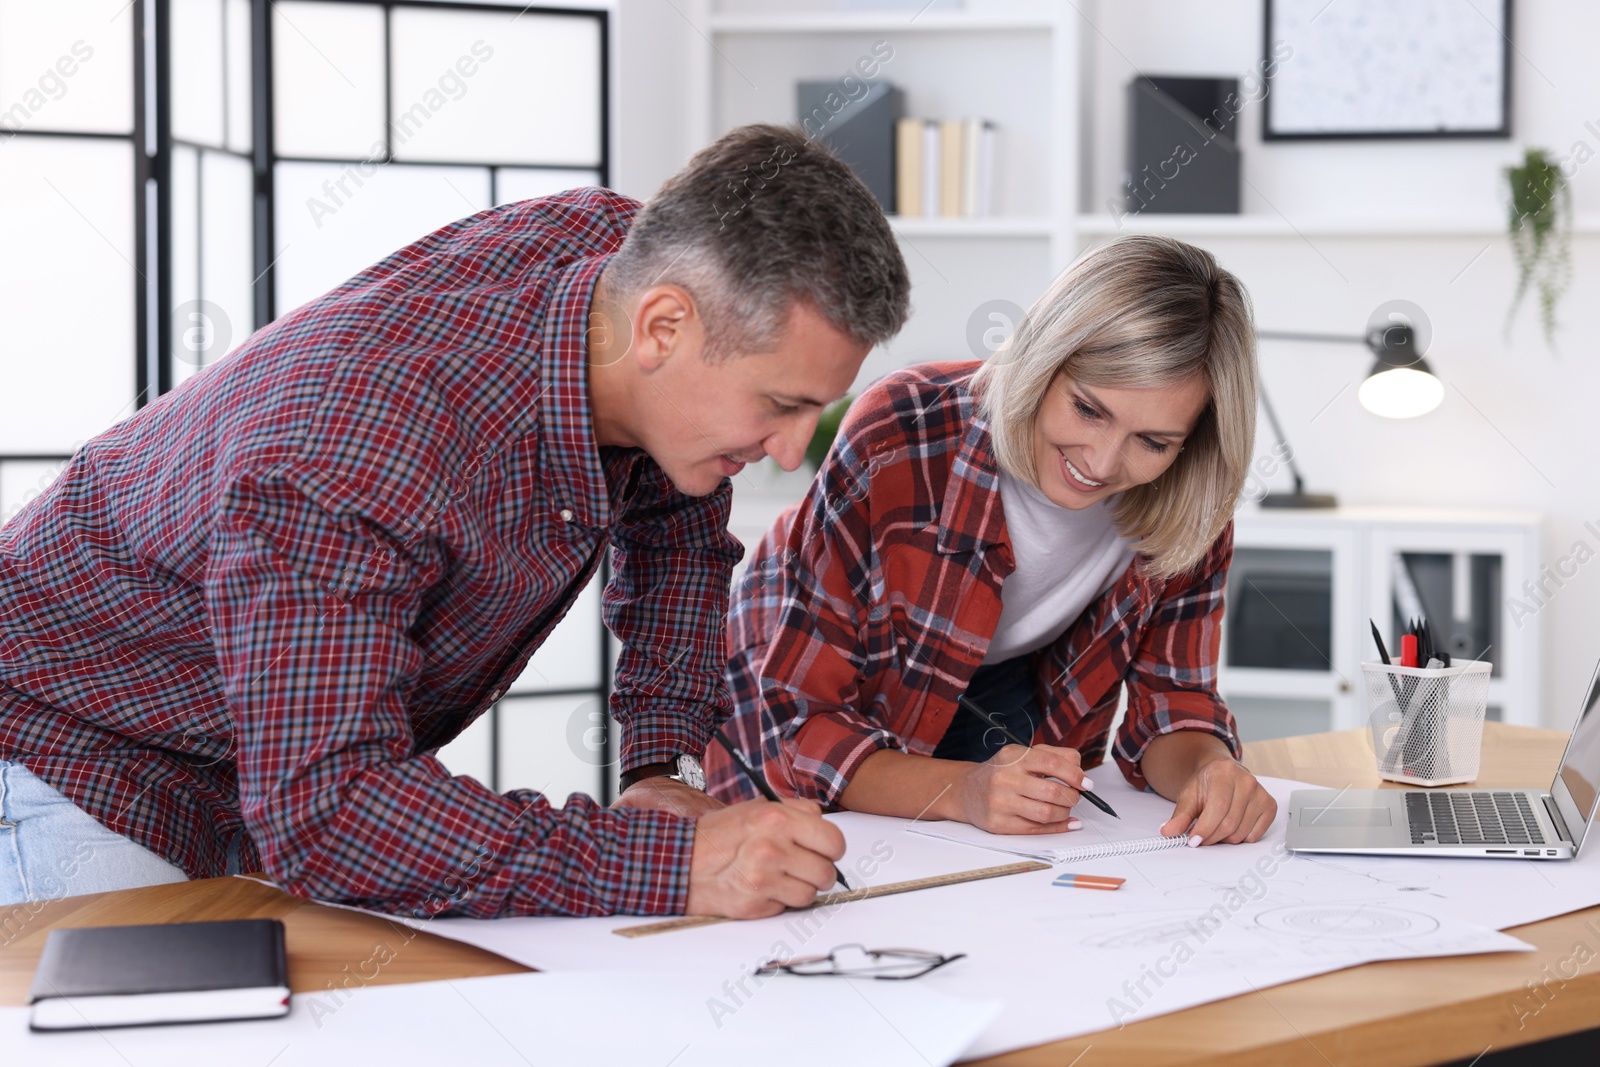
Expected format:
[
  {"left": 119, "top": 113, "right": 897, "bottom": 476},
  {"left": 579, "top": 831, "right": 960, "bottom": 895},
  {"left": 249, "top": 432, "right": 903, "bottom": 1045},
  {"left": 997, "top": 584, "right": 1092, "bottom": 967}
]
[
  {"left": 895, "top": 117, "right": 922, "bottom": 217},
  {"left": 891, "top": 116, "right": 996, "bottom": 220},
  {"left": 939, "top": 118, "right": 964, "bottom": 217},
  {"left": 920, "top": 119, "right": 940, "bottom": 218}
]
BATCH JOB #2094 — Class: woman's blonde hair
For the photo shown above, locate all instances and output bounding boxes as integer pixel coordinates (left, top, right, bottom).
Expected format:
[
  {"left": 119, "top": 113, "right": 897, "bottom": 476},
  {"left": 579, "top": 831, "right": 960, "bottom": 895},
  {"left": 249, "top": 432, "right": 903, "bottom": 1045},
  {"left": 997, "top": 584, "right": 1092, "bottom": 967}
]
[{"left": 972, "top": 234, "right": 1257, "bottom": 579}]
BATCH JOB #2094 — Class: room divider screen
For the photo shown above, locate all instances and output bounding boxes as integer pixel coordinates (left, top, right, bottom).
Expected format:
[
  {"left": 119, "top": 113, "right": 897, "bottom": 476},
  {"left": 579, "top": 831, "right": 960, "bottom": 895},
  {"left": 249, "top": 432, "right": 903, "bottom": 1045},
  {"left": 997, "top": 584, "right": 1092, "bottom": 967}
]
[{"left": 0, "top": 0, "right": 618, "bottom": 800}]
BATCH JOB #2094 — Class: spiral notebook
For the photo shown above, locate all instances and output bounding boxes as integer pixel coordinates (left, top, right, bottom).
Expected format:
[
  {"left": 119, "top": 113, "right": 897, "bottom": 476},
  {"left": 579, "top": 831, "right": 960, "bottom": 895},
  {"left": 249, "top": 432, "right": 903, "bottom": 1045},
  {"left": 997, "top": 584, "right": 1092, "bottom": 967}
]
[{"left": 907, "top": 821, "right": 1190, "bottom": 864}]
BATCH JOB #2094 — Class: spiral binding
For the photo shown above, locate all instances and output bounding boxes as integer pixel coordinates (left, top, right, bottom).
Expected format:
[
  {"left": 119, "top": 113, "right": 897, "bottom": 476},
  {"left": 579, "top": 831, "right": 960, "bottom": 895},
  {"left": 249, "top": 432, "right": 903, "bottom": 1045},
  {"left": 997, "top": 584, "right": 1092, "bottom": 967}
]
[{"left": 1049, "top": 835, "right": 1190, "bottom": 862}]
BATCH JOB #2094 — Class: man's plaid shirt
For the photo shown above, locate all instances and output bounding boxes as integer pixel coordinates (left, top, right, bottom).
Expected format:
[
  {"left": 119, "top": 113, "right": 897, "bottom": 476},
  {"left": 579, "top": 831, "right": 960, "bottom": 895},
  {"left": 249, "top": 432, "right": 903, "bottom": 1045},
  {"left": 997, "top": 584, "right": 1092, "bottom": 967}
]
[{"left": 0, "top": 189, "right": 741, "bottom": 918}]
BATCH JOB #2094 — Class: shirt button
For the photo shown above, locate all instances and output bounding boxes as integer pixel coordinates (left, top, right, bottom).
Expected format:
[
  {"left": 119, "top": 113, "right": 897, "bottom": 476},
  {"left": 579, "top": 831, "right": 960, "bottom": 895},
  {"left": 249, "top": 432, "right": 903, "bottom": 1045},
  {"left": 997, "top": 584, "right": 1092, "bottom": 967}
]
[
  {"left": 559, "top": 508, "right": 574, "bottom": 523},
  {"left": 489, "top": 688, "right": 503, "bottom": 702}
]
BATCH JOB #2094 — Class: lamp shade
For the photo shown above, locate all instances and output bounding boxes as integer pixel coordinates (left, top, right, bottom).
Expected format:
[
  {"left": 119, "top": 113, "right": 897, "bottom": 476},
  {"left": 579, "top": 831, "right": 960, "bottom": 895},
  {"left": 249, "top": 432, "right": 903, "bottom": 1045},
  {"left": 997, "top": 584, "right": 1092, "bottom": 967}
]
[
  {"left": 1358, "top": 363, "right": 1445, "bottom": 418},
  {"left": 1358, "top": 322, "right": 1443, "bottom": 418}
]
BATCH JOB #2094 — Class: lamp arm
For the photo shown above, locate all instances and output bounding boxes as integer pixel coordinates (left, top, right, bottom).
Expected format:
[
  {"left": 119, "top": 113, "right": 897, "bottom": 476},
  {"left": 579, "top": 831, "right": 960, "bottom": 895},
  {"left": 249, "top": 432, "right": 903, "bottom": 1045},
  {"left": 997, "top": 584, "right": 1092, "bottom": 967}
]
[
  {"left": 1256, "top": 330, "right": 1366, "bottom": 345},
  {"left": 1253, "top": 329, "right": 1369, "bottom": 496},
  {"left": 1255, "top": 384, "right": 1305, "bottom": 497}
]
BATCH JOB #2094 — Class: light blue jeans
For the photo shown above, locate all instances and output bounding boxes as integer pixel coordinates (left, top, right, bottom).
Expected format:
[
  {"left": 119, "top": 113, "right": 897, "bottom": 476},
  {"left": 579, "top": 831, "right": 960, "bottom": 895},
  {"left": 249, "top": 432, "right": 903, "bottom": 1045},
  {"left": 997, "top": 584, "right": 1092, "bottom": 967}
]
[{"left": 0, "top": 760, "right": 189, "bottom": 907}]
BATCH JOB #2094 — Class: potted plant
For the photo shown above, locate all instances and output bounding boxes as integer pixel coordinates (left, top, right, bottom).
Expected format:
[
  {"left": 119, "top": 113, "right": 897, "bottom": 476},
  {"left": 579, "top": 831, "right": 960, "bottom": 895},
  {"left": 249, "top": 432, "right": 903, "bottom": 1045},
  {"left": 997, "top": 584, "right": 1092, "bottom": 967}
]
[{"left": 1504, "top": 147, "right": 1572, "bottom": 352}]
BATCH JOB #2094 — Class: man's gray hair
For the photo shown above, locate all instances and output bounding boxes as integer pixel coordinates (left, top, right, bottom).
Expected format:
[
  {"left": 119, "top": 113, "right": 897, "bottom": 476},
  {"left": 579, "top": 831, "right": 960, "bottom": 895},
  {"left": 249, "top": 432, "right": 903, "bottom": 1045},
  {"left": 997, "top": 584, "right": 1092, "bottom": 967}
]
[{"left": 605, "top": 124, "right": 911, "bottom": 360}]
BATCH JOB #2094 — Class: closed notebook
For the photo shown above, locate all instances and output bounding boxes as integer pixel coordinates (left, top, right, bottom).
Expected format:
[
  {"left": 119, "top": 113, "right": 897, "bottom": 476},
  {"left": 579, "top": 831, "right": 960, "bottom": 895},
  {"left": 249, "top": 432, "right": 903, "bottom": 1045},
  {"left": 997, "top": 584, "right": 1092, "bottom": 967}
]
[{"left": 29, "top": 918, "right": 290, "bottom": 1032}]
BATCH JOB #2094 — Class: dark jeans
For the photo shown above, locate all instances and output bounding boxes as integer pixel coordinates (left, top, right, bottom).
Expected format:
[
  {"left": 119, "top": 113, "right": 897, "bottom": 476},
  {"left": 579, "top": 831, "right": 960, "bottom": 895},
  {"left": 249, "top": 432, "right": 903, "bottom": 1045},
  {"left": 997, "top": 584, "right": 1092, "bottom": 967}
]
[{"left": 932, "top": 654, "right": 1042, "bottom": 762}]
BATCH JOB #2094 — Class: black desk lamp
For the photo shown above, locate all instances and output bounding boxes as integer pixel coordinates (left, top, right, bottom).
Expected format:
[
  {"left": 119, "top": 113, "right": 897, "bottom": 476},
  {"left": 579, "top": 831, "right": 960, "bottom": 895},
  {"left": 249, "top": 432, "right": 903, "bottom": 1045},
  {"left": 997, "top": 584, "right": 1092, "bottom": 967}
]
[{"left": 1255, "top": 323, "right": 1444, "bottom": 509}]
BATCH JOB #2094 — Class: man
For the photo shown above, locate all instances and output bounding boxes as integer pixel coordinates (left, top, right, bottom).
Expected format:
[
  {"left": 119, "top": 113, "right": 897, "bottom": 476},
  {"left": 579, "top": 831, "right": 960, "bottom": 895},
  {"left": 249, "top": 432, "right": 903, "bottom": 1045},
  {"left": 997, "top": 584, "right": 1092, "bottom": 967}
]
[{"left": 0, "top": 124, "right": 910, "bottom": 920}]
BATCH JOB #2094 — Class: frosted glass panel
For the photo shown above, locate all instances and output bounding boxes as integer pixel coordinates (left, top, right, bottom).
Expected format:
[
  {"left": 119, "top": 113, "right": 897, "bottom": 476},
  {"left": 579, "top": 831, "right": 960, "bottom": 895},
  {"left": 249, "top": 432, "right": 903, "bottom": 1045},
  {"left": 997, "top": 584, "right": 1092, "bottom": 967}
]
[
  {"left": 495, "top": 167, "right": 602, "bottom": 206},
  {"left": 171, "top": 0, "right": 225, "bottom": 147},
  {"left": 0, "top": 0, "right": 134, "bottom": 135},
  {"left": 171, "top": 146, "right": 201, "bottom": 385},
  {"left": 0, "top": 138, "right": 136, "bottom": 453},
  {"left": 225, "top": 0, "right": 252, "bottom": 153},
  {"left": 200, "top": 150, "right": 255, "bottom": 363},
  {"left": 389, "top": 8, "right": 601, "bottom": 165},
  {"left": 512, "top": 572, "right": 603, "bottom": 693},
  {"left": 273, "top": 160, "right": 489, "bottom": 315},
  {"left": 435, "top": 710, "right": 493, "bottom": 788},
  {"left": 273, "top": 1, "right": 385, "bottom": 159},
  {"left": 1, "top": 459, "right": 69, "bottom": 528},
  {"left": 497, "top": 695, "right": 606, "bottom": 801}
]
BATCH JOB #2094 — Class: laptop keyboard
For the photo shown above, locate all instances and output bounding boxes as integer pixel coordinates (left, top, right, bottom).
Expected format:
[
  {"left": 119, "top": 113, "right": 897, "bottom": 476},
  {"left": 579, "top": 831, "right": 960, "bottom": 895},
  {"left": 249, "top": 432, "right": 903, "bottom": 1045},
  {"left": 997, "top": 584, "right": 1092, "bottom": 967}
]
[{"left": 1405, "top": 791, "right": 1547, "bottom": 846}]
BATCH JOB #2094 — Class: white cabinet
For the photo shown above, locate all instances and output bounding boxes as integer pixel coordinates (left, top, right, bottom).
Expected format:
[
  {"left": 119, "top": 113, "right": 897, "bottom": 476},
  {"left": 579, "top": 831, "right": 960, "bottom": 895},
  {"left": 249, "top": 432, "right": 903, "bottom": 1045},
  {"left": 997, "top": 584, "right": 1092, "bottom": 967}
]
[{"left": 1225, "top": 506, "right": 1541, "bottom": 740}]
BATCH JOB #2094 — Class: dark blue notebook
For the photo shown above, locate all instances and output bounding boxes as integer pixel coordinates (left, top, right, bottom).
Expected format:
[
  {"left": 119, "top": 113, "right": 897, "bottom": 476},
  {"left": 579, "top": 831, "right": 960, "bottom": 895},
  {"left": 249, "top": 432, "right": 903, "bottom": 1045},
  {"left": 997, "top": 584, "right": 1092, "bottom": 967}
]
[{"left": 29, "top": 918, "right": 290, "bottom": 1031}]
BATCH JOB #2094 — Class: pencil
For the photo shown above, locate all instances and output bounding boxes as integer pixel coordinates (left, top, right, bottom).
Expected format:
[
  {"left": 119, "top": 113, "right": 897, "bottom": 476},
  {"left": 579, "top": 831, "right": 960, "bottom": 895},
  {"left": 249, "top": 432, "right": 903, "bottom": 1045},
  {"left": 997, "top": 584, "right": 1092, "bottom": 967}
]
[
  {"left": 955, "top": 694, "right": 1120, "bottom": 819},
  {"left": 711, "top": 729, "right": 852, "bottom": 892}
]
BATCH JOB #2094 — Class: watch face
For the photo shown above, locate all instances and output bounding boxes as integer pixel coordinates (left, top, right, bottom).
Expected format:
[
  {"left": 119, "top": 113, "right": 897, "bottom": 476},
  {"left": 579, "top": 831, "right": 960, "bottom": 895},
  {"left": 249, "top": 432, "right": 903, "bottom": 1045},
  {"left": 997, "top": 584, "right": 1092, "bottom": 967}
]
[{"left": 676, "top": 753, "right": 706, "bottom": 792}]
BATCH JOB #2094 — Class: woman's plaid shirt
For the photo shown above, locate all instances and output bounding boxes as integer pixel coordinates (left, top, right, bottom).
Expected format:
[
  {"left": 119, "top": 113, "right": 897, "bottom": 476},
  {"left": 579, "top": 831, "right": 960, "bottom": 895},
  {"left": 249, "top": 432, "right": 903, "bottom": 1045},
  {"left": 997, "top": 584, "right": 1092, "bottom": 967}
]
[{"left": 708, "top": 361, "right": 1240, "bottom": 806}]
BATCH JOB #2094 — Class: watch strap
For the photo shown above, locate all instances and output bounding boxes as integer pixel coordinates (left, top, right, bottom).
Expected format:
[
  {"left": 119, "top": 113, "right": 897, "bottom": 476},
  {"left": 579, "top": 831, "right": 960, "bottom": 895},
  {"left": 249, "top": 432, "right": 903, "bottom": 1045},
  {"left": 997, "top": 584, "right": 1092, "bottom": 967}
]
[{"left": 617, "top": 760, "right": 676, "bottom": 791}]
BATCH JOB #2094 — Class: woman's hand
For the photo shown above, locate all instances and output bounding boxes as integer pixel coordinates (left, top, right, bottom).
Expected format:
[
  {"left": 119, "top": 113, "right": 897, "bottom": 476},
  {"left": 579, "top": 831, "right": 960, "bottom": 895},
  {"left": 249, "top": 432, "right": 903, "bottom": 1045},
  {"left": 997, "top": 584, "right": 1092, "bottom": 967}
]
[
  {"left": 953, "top": 744, "right": 1090, "bottom": 835},
  {"left": 1158, "top": 756, "right": 1277, "bottom": 844}
]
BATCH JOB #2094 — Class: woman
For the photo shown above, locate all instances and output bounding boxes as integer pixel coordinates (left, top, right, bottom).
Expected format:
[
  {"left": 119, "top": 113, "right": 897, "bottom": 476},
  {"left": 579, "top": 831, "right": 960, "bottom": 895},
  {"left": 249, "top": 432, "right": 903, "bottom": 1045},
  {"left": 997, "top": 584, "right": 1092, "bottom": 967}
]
[{"left": 706, "top": 234, "right": 1277, "bottom": 845}]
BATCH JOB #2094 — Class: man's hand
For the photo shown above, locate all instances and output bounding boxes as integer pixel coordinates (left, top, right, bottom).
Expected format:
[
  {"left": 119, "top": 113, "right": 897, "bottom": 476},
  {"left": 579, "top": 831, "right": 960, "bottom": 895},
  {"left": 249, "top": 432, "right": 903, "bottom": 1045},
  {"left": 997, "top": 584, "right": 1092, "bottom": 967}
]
[
  {"left": 613, "top": 775, "right": 725, "bottom": 819},
  {"left": 953, "top": 744, "right": 1088, "bottom": 835},
  {"left": 1158, "top": 757, "right": 1277, "bottom": 844},
  {"left": 685, "top": 798, "right": 847, "bottom": 919}
]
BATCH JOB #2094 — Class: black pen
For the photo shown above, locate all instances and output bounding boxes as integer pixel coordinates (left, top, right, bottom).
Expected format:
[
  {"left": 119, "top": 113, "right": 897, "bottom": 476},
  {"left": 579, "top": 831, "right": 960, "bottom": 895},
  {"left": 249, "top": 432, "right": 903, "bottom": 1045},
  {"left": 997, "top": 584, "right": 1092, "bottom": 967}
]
[
  {"left": 711, "top": 729, "right": 851, "bottom": 892},
  {"left": 1371, "top": 618, "right": 1408, "bottom": 703},
  {"left": 955, "top": 694, "right": 1120, "bottom": 819},
  {"left": 1369, "top": 618, "right": 1392, "bottom": 666}
]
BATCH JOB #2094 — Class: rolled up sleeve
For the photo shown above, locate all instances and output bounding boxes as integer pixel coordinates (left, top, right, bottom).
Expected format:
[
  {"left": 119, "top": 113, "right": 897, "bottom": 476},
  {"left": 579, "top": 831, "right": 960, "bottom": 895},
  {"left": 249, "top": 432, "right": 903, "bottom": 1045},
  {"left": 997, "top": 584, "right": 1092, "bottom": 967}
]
[
  {"left": 758, "top": 437, "right": 903, "bottom": 807},
  {"left": 1112, "top": 522, "right": 1242, "bottom": 791}
]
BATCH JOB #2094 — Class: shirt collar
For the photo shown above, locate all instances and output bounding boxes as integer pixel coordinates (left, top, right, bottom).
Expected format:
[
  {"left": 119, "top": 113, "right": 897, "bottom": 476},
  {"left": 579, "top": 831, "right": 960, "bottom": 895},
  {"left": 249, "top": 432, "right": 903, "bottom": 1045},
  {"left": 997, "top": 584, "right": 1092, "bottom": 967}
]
[
  {"left": 934, "top": 405, "right": 1011, "bottom": 556},
  {"left": 539, "top": 252, "right": 615, "bottom": 531}
]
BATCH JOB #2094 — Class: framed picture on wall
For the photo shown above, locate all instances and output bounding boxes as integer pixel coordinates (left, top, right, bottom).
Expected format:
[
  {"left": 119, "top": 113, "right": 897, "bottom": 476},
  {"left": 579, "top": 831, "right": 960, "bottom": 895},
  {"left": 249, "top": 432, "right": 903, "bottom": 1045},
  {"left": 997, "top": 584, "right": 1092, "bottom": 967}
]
[{"left": 1263, "top": 0, "right": 1512, "bottom": 140}]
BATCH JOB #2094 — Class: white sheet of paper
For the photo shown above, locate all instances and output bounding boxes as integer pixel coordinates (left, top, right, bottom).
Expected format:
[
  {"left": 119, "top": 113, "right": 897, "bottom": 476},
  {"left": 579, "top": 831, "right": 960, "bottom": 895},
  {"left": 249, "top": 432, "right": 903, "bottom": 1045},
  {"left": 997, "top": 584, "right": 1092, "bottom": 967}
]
[
  {"left": 353, "top": 774, "right": 1551, "bottom": 1059},
  {"left": 0, "top": 971, "right": 999, "bottom": 1067}
]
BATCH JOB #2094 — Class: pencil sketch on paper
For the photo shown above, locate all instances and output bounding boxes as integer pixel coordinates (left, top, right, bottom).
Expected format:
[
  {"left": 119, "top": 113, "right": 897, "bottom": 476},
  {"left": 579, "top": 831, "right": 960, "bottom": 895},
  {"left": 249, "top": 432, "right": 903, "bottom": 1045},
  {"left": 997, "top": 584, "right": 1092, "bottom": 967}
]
[
  {"left": 1064, "top": 901, "right": 1454, "bottom": 969},
  {"left": 1251, "top": 903, "right": 1440, "bottom": 941}
]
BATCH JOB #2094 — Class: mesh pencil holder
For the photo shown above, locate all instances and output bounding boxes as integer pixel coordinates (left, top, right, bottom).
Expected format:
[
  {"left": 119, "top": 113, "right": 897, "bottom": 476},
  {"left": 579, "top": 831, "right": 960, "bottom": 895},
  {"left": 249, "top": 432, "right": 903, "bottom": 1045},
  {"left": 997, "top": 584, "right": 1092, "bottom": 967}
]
[{"left": 1363, "top": 659, "right": 1492, "bottom": 787}]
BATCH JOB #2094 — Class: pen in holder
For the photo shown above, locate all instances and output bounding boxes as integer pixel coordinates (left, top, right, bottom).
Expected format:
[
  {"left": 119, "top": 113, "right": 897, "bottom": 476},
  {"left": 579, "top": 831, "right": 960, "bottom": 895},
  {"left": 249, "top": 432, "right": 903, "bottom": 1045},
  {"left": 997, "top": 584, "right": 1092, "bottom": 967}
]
[{"left": 1363, "top": 659, "right": 1492, "bottom": 786}]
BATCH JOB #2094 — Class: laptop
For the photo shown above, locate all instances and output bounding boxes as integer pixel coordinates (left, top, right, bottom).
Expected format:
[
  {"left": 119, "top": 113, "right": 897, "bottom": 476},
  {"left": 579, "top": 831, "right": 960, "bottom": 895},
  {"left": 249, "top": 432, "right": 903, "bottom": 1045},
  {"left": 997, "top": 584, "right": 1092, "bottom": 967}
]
[{"left": 1286, "top": 655, "right": 1600, "bottom": 860}]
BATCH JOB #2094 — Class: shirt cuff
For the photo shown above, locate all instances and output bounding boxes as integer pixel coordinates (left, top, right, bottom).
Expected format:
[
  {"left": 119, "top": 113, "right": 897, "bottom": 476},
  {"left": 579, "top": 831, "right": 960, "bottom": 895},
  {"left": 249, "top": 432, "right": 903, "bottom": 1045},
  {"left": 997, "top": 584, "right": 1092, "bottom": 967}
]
[
  {"left": 585, "top": 804, "right": 697, "bottom": 916},
  {"left": 617, "top": 708, "right": 715, "bottom": 776},
  {"left": 1114, "top": 705, "right": 1242, "bottom": 793},
  {"left": 790, "top": 716, "right": 904, "bottom": 808}
]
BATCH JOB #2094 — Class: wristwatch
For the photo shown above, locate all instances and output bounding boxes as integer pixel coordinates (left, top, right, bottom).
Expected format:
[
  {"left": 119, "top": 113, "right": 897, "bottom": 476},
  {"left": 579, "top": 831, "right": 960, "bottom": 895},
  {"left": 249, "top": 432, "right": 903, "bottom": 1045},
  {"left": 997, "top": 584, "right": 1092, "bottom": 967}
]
[
  {"left": 674, "top": 753, "right": 706, "bottom": 791},
  {"left": 619, "top": 753, "right": 705, "bottom": 792}
]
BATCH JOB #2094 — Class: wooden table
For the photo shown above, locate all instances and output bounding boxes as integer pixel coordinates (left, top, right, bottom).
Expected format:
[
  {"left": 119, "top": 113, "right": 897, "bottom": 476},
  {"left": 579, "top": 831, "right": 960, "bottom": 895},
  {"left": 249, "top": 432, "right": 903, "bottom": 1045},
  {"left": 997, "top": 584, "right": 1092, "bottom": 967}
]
[{"left": 3, "top": 722, "right": 1596, "bottom": 1065}]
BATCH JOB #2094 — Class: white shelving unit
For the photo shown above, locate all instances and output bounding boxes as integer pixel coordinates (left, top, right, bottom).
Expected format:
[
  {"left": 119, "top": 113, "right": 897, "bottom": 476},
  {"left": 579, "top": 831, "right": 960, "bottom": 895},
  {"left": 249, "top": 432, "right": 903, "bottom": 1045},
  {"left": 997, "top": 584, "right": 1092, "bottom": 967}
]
[
  {"left": 687, "top": 0, "right": 1079, "bottom": 380},
  {"left": 1076, "top": 212, "right": 1600, "bottom": 239}
]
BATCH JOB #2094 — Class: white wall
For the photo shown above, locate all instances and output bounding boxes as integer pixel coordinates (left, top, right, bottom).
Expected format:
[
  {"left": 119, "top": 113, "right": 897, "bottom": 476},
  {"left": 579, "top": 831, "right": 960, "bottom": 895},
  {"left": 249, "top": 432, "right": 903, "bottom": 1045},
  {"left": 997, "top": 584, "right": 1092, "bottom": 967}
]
[
  {"left": 1080, "top": 0, "right": 1600, "bottom": 728},
  {"left": 611, "top": 0, "right": 693, "bottom": 199}
]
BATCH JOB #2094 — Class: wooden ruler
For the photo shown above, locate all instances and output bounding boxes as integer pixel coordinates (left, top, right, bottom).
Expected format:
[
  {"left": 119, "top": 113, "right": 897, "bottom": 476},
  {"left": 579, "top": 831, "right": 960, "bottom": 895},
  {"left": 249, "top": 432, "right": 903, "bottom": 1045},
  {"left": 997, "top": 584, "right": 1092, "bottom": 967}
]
[{"left": 613, "top": 860, "right": 1051, "bottom": 938}]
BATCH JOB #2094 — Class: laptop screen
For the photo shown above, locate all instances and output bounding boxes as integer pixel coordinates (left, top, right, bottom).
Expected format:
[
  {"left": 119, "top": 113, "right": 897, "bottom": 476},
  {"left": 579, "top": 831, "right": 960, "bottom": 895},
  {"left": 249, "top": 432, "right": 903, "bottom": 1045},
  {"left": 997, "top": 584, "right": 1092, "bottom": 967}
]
[{"left": 1554, "top": 658, "right": 1600, "bottom": 848}]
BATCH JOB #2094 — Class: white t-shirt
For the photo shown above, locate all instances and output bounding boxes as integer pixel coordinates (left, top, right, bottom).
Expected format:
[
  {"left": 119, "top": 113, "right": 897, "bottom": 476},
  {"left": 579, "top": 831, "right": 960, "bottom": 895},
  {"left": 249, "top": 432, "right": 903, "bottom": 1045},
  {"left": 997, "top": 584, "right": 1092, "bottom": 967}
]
[{"left": 981, "top": 470, "right": 1135, "bottom": 665}]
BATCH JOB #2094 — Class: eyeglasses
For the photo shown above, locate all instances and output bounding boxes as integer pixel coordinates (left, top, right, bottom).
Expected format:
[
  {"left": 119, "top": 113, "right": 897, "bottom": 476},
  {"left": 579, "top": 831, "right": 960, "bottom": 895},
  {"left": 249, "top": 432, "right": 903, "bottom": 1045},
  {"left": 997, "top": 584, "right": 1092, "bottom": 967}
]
[{"left": 754, "top": 944, "right": 965, "bottom": 981}]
